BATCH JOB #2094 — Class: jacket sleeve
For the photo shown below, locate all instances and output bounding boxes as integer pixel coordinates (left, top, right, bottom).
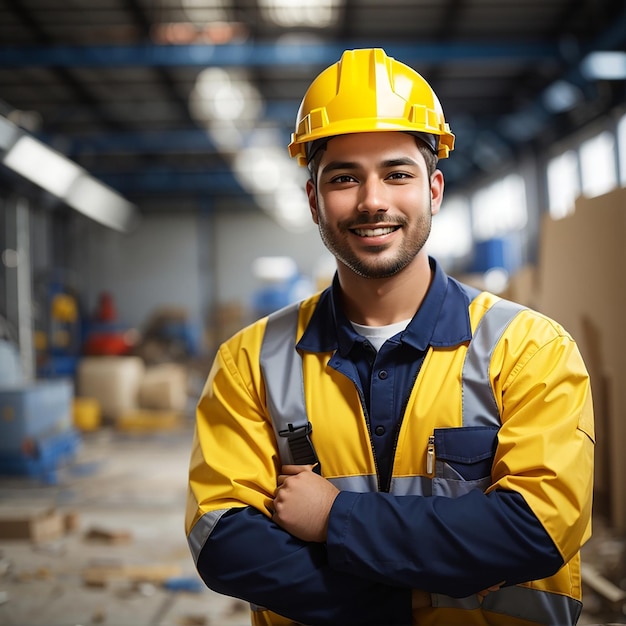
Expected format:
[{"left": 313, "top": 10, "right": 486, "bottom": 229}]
[
  {"left": 328, "top": 487, "right": 561, "bottom": 598},
  {"left": 327, "top": 323, "right": 594, "bottom": 598},
  {"left": 187, "top": 335, "right": 412, "bottom": 625},
  {"left": 198, "top": 506, "right": 411, "bottom": 625}
]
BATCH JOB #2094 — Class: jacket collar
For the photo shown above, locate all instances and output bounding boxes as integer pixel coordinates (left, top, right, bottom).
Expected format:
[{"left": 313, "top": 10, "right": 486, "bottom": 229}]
[{"left": 297, "top": 257, "right": 474, "bottom": 355}]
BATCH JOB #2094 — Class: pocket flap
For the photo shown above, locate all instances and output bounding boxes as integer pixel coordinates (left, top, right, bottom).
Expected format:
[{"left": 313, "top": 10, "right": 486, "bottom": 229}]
[{"left": 434, "top": 426, "right": 499, "bottom": 465}]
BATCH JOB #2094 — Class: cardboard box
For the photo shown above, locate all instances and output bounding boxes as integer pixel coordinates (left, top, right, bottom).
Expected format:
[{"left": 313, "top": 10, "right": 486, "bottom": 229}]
[
  {"left": 138, "top": 363, "right": 187, "bottom": 411},
  {"left": 0, "top": 506, "right": 65, "bottom": 542},
  {"left": 535, "top": 187, "right": 626, "bottom": 531},
  {"left": 500, "top": 264, "right": 539, "bottom": 309},
  {"left": 77, "top": 356, "right": 145, "bottom": 420}
]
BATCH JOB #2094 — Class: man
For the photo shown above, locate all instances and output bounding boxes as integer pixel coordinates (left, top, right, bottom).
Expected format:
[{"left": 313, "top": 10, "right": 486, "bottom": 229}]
[{"left": 186, "top": 48, "right": 594, "bottom": 626}]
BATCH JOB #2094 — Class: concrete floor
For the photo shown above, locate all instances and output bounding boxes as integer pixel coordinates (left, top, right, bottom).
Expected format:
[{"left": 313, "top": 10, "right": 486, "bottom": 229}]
[
  {"left": 0, "top": 426, "right": 250, "bottom": 626},
  {"left": 0, "top": 424, "right": 624, "bottom": 626}
]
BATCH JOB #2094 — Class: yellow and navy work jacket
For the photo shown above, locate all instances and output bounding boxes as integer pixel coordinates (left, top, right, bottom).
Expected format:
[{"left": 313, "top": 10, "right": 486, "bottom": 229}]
[{"left": 186, "top": 259, "right": 595, "bottom": 626}]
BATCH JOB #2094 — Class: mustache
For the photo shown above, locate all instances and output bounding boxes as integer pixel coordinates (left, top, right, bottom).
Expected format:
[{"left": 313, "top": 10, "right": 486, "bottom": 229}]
[{"left": 341, "top": 215, "right": 409, "bottom": 228}]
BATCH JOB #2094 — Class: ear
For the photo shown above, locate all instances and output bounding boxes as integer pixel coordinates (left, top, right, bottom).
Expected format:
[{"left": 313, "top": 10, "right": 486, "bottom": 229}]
[
  {"left": 306, "top": 179, "right": 320, "bottom": 224},
  {"left": 430, "top": 169, "right": 444, "bottom": 216}
]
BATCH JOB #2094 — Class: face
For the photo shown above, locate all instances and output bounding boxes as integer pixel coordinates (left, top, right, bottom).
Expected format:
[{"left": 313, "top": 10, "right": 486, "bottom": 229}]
[{"left": 306, "top": 132, "right": 444, "bottom": 280}]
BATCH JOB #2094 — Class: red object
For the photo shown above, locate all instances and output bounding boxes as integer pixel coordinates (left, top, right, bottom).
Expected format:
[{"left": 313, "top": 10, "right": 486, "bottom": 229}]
[
  {"left": 95, "top": 292, "right": 117, "bottom": 322},
  {"left": 83, "top": 332, "right": 131, "bottom": 356}
]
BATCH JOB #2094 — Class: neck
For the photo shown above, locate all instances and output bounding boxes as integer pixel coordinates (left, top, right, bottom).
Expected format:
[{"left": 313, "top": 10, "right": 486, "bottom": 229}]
[{"left": 336, "top": 254, "right": 433, "bottom": 326}]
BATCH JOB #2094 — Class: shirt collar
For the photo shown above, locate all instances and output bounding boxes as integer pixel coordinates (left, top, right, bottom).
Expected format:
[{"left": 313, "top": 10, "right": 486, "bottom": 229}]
[{"left": 297, "top": 257, "right": 473, "bottom": 354}]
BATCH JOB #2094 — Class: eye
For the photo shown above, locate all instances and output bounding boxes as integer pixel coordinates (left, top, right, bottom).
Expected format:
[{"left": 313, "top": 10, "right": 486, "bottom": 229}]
[
  {"left": 330, "top": 174, "right": 358, "bottom": 184},
  {"left": 387, "top": 171, "right": 412, "bottom": 181}
]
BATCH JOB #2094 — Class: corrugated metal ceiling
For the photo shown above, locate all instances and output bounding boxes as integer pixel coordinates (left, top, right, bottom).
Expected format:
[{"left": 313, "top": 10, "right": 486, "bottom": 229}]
[{"left": 0, "top": 0, "right": 624, "bottom": 211}]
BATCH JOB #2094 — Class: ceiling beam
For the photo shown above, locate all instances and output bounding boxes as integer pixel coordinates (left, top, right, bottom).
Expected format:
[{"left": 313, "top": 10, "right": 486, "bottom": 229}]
[
  {"left": 97, "top": 168, "right": 245, "bottom": 196},
  {"left": 0, "top": 41, "right": 563, "bottom": 68},
  {"left": 2, "top": 0, "right": 128, "bottom": 132}
]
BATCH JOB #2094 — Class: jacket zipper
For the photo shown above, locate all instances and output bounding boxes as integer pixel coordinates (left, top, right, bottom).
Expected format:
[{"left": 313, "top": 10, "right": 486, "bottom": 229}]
[
  {"left": 426, "top": 435, "right": 435, "bottom": 475},
  {"left": 355, "top": 386, "right": 383, "bottom": 492},
  {"left": 333, "top": 351, "right": 384, "bottom": 492},
  {"left": 382, "top": 353, "right": 430, "bottom": 492}
]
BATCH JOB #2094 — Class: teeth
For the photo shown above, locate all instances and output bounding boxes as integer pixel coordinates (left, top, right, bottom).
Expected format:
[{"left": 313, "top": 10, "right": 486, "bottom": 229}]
[{"left": 354, "top": 226, "right": 396, "bottom": 237}]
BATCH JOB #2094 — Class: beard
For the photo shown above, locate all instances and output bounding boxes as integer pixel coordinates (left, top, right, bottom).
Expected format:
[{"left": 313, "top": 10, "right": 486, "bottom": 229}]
[{"left": 317, "top": 204, "right": 433, "bottom": 279}]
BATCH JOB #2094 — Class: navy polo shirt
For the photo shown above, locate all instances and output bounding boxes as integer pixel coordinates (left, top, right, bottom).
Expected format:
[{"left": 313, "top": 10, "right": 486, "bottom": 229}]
[{"left": 298, "top": 257, "right": 475, "bottom": 491}]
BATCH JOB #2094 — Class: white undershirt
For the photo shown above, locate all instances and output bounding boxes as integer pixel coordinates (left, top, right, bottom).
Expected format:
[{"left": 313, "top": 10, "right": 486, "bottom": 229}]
[{"left": 350, "top": 319, "right": 412, "bottom": 351}]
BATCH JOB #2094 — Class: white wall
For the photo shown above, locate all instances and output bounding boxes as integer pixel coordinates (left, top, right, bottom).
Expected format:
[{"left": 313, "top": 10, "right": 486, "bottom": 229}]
[
  {"left": 70, "top": 207, "right": 332, "bottom": 332},
  {"left": 75, "top": 213, "right": 205, "bottom": 330},
  {"left": 213, "top": 209, "right": 331, "bottom": 309}
]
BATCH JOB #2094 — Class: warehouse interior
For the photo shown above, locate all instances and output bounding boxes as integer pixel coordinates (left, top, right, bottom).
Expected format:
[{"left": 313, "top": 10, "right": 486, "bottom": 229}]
[{"left": 1, "top": 0, "right": 626, "bottom": 624}]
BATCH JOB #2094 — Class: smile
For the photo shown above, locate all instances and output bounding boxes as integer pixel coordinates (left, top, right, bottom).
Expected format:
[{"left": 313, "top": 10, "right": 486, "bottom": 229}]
[{"left": 352, "top": 226, "right": 400, "bottom": 237}]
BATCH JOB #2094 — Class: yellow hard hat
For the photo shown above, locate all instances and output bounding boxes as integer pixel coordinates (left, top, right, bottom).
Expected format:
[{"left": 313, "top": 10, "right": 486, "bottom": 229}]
[{"left": 288, "top": 48, "right": 455, "bottom": 166}]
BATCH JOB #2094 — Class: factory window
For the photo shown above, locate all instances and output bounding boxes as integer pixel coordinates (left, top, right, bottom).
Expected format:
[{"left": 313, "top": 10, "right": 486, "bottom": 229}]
[
  {"left": 471, "top": 173, "right": 527, "bottom": 241},
  {"left": 579, "top": 130, "right": 617, "bottom": 199},
  {"left": 428, "top": 196, "right": 472, "bottom": 267},
  {"left": 618, "top": 112, "right": 626, "bottom": 187},
  {"left": 547, "top": 150, "right": 580, "bottom": 219}
]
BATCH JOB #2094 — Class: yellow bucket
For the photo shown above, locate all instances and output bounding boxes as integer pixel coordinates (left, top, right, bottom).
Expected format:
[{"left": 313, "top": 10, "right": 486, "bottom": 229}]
[{"left": 72, "top": 397, "right": 102, "bottom": 431}]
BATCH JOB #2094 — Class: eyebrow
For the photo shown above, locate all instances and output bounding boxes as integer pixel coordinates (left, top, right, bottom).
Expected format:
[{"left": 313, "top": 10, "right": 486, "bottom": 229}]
[{"left": 321, "top": 157, "right": 420, "bottom": 173}]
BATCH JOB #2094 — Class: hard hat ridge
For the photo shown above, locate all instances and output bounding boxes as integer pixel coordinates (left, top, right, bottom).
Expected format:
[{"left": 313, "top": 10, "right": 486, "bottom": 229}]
[{"left": 288, "top": 48, "right": 455, "bottom": 166}]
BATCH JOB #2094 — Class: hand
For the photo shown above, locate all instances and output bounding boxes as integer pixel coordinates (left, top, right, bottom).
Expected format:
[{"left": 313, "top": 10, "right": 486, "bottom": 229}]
[{"left": 272, "top": 464, "right": 339, "bottom": 542}]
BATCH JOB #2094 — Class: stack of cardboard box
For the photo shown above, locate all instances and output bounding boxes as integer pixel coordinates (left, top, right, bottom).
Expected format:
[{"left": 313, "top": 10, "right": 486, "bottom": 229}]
[
  {"left": 535, "top": 187, "right": 626, "bottom": 532},
  {"left": 76, "top": 357, "right": 189, "bottom": 431},
  {"left": 505, "top": 187, "right": 626, "bottom": 532}
]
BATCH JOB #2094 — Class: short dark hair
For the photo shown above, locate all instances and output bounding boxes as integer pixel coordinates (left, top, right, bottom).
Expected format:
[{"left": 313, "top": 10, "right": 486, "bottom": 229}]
[{"left": 307, "top": 134, "right": 439, "bottom": 185}]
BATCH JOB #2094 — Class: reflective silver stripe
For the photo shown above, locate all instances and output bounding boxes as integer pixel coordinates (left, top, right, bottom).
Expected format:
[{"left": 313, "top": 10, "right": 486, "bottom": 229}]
[
  {"left": 260, "top": 302, "right": 305, "bottom": 465},
  {"left": 328, "top": 474, "right": 378, "bottom": 492},
  {"left": 187, "top": 508, "right": 230, "bottom": 564},
  {"left": 462, "top": 298, "right": 525, "bottom": 428},
  {"left": 432, "top": 584, "right": 582, "bottom": 623},
  {"left": 482, "top": 584, "right": 582, "bottom": 625},
  {"left": 432, "top": 593, "right": 481, "bottom": 609},
  {"left": 390, "top": 475, "right": 432, "bottom": 496},
  {"left": 433, "top": 579, "right": 582, "bottom": 624}
]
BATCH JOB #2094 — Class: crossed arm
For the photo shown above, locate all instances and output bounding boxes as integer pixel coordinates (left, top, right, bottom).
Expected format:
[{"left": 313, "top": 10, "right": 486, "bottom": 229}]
[{"left": 272, "top": 464, "right": 503, "bottom": 609}]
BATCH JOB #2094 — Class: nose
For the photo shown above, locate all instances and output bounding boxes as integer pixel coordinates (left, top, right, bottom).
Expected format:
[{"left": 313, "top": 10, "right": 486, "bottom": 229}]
[{"left": 357, "top": 176, "right": 388, "bottom": 214}]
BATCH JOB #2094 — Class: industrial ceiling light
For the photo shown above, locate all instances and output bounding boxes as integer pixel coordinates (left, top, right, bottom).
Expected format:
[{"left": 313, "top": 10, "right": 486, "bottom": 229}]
[
  {"left": 3, "top": 135, "right": 83, "bottom": 197},
  {"left": 580, "top": 51, "right": 626, "bottom": 80},
  {"left": 541, "top": 80, "right": 583, "bottom": 113},
  {"left": 189, "top": 67, "right": 263, "bottom": 124},
  {"left": 0, "top": 115, "right": 139, "bottom": 233},
  {"left": 64, "top": 175, "right": 140, "bottom": 233},
  {"left": 258, "top": 0, "right": 342, "bottom": 28},
  {"left": 271, "top": 182, "right": 312, "bottom": 233},
  {"left": 0, "top": 114, "right": 26, "bottom": 148},
  {"left": 181, "top": 0, "right": 231, "bottom": 24},
  {"left": 233, "top": 147, "right": 282, "bottom": 193}
]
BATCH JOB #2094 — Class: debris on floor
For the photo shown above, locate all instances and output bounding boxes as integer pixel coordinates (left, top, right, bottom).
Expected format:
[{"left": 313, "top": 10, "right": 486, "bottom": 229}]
[
  {"left": 0, "top": 506, "right": 66, "bottom": 543},
  {"left": 83, "top": 561, "right": 183, "bottom": 587},
  {"left": 84, "top": 525, "right": 133, "bottom": 544}
]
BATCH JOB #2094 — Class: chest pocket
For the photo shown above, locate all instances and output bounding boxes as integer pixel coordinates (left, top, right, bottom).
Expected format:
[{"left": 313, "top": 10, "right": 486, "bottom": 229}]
[
  {"left": 428, "top": 298, "right": 526, "bottom": 498},
  {"left": 432, "top": 426, "right": 499, "bottom": 497}
]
